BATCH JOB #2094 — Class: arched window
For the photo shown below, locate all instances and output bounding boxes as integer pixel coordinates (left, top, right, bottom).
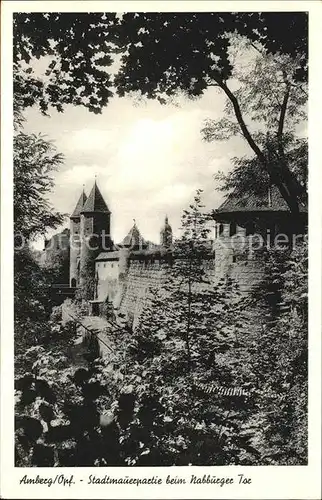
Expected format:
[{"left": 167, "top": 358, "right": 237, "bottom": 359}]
[
  {"left": 232, "top": 255, "right": 237, "bottom": 263},
  {"left": 218, "top": 223, "right": 224, "bottom": 236},
  {"left": 230, "top": 222, "right": 237, "bottom": 236},
  {"left": 71, "top": 278, "right": 76, "bottom": 288}
]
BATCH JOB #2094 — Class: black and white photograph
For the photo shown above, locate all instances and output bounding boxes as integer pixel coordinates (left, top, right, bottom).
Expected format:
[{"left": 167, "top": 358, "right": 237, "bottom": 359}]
[{"left": 1, "top": 2, "right": 321, "bottom": 499}]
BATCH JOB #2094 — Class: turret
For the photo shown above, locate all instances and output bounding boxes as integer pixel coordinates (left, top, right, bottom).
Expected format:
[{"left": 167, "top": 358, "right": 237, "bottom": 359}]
[
  {"left": 160, "top": 215, "right": 173, "bottom": 248},
  {"left": 69, "top": 189, "right": 87, "bottom": 287},
  {"left": 121, "top": 220, "right": 147, "bottom": 250},
  {"left": 79, "top": 181, "right": 112, "bottom": 290}
]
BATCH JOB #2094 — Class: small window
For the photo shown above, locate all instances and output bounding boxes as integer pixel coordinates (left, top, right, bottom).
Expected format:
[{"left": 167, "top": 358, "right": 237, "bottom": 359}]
[
  {"left": 104, "top": 263, "right": 106, "bottom": 268},
  {"left": 232, "top": 255, "right": 237, "bottom": 263},
  {"left": 111, "top": 263, "right": 114, "bottom": 268},
  {"left": 218, "top": 223, "right": 224, "bottom": 236}
]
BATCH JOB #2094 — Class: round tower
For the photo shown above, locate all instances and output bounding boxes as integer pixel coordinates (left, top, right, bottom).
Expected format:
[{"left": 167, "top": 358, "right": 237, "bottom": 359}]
[
  {"left": 160, "top": 215, "right": 173, "bottom": 248},
  {"left": 69, "top": 189, "right": 87, "bottom": 287},
  {"left": 118, "top": 247, "right": 130, "bottom": 278},
  {"left": 79, "top": 181, "right": 112, "bottom": 293}
]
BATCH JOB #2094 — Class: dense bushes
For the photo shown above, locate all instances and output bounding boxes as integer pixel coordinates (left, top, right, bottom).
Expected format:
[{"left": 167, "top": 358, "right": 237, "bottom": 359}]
[
  {"left": 248, "top": 241, "right": 308, "bottom": 464},
  {"left": 14, "top": 189, "right": 308, "bottom": 466}
]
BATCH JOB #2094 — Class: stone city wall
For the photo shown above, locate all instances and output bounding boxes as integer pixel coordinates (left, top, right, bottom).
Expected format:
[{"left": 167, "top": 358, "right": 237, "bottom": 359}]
[{"left": 115, "top": 242, "right": 264, "bottom": 328}]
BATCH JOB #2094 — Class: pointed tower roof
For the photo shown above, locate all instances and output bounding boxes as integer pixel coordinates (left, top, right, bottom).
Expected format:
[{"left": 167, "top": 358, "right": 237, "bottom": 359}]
[
  {"left": 216, "top": 185, "right": 307, "bottom": 215},
  {"left": 160, "top": 214, "right": 173, "bottom": 248},
  {"left": 161, "top": 214, "right": 172, "bottom": 232},
  {"left": 70, "top": 189, "right": 87, "bottom": 219},
  {"left": 121, "top": 221, "right": 146, "bottom": 248},
  {"left": 81, "top": 181, "right": 111, "bottom": 214}
]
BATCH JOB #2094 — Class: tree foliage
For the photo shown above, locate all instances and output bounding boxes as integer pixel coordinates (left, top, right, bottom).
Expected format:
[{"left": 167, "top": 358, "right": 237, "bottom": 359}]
[
  {"left": 15, "top": 192, "right": 255, "bottom": 466},
  {"left": 13, "top": 96, "right": 67, "bottom": 415},
  {"left": 114, "top": 13, "right": 307, "bottom": 215},
  {"left": 13, "top": 12, "right": 307, "bottom": 217},
  {"left": 213, "top": 135, "right": 308, "bottom": 198},
  {"left": 247, "top": 242, "right": 308, "bottom": 464},
  {"left": 200, "top": 35, "right": 307, "bottom": 211},
  {"left": 115, "top": 13, "right": 307, "bottom": 98},
  {"left": 13, "top": 13, "right": 119, "bottom": 114},
  {"left": 13, "top": 71, "right": 66, "bottom": 338},
  {"left": 40, "top": 230, "right": 70, "bottom": 284},
  {"left": 13, "top": 13, "right": 307, "bottom": 113},
  {"left": 14, "top": 244, "right": 72, "bottom": 370},
  {"left": 14, "top": 131, "right": 65, "bottom": 241},
  {"left": 202, "top": 35, "right": 306, "bottom": 139},
  {"left": 14, "top": 190, "right": 308, "bottom": 466}
]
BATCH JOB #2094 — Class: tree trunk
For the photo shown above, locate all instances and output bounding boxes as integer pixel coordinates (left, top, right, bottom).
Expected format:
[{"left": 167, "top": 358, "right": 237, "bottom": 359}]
[
  {"left": 219, "top": 80, "right": 306, "bottom": 222},
  {"left": 186, "top": 258, "right": 192, "bottom": 371}
]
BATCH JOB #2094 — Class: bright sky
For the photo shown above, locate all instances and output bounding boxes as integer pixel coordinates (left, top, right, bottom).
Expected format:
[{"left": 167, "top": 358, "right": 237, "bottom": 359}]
[
  {"left": 24, "top": 88, "right": 249, "bottom": 249},
  {"left": 23, "top": 34, "right": 308, "bottom": 250}
]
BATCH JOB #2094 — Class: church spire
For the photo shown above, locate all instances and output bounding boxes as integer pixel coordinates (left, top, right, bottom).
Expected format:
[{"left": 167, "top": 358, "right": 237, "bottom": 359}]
[{"left": 160, "top": 215, "right": 173, "bottom": 248}]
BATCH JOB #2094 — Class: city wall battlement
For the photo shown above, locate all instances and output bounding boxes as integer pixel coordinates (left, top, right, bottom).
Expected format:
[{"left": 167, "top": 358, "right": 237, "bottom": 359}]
[{"left": 101, "top": 240, "right": 265, "bottom": 330}]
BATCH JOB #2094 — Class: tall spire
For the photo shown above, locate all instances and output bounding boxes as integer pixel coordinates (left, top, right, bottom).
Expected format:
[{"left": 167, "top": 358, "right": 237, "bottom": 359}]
[
  {"left": 81, "top": 180, "right": 111, "bottom": 214},
  {"left": 160, "top": 215, "right": 173, "bottom": 248},
  {"left": 70, "top": 189, "right": 87, "bottom": 219}
]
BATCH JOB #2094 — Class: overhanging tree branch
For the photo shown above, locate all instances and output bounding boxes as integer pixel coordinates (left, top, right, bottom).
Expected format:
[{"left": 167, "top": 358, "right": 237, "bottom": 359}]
[
  {"left": 277, "top": 76, "right": 291, "bottom": 154},
  {"left": 218, "top": 80, "right": 268, "bottom": 167},
  {"left": 218, "top": 79, "right": 302, "bottom": 216}
]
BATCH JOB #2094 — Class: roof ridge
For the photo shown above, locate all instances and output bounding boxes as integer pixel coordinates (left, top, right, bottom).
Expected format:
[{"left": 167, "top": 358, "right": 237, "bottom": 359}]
[
  {"left": 121, "top": 222, "right": 146, "bottom": 247},
  {"left": 216, "top": 184, "right": 307, "bottom": 214},
  {"left": 70, "top": 190, "right": 87, "bottom": 218},
  {"left": 81, "top": 181, "right": 111, "bottom": 214}
]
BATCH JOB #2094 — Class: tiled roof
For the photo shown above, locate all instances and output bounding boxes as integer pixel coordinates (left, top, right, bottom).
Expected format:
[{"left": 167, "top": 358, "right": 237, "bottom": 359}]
[
  {"left": 121, "top": 223, "right": 146, "bottom": 247},
  {"left": 70, "top": 190, "right": 87, "bottom": 218},
  {"left": 96, "top": 251, "right": 120, "bottom": 261},
  {"left": 81, "top": 181, "right": 111, "bottom": 214},
  {"left": 216, "top": 185, "right": 307, "bottom": 214}
]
